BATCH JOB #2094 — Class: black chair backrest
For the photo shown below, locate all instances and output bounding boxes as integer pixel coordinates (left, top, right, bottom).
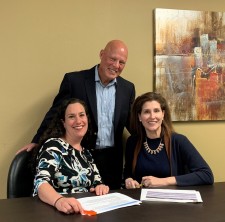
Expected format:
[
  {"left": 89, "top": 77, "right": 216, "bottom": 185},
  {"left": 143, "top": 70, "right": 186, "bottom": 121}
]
[{"left": 7, "top": 151, "right": 34, "bottom": 198}]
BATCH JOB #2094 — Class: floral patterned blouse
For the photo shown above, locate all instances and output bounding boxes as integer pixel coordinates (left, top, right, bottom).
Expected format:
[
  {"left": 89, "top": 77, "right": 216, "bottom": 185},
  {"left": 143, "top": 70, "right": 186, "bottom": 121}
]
[{"left": 33, "top": 138, "right": 102, "bottom": 196}]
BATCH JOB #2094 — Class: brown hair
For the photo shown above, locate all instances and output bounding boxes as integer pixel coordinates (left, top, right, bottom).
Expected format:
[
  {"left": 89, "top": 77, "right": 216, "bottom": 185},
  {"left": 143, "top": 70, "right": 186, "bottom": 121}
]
[
  {"left": 130, "top": 92, "right": 175, "bottom": 173},
  {"left": 32, "top": 98, "right": 92, "bottom": 171}
]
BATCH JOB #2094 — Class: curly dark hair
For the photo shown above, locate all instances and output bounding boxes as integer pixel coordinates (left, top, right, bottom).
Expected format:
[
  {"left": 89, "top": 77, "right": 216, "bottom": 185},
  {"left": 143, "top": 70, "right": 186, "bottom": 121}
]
[{"left": 32, "top": 98, "right": 92, "bottom": 171}]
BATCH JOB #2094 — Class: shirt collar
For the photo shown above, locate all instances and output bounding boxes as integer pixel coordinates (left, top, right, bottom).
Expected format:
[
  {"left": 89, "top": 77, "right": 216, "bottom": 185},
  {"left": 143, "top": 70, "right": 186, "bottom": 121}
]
[{"left": 95, "top": 65, "right": 117, "bottom": 86}]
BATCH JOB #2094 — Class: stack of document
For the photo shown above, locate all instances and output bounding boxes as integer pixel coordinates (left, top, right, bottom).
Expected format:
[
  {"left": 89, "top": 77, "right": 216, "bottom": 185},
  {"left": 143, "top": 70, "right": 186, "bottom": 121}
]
[
  {"left": 78, "top": 189, "right": 202, "bottom": 215},
  {"left": 140, "top": 189, "right": 203, "bottom": 203},
  {"left": 78, "top": 192, "right": 141, "bottom": 215}
]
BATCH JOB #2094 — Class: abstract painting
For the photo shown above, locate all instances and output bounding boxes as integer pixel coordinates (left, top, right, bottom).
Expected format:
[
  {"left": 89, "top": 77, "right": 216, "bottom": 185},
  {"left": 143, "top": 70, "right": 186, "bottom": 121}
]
[{"left": 154, "top": 8, "right": 225, "bottom": 121}]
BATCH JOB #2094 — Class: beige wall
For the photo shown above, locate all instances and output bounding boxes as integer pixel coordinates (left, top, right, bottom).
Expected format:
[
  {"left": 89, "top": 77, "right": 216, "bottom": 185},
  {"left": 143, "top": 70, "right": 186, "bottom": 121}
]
[{"left": 1, "top": 0, "right": 225, "bottom": 199}]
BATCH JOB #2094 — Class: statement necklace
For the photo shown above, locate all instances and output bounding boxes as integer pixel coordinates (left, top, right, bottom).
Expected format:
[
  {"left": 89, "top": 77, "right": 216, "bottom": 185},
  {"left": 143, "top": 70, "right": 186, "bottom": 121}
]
[{"left": 143, "top": 137, "right": 164, "bottom": 155}]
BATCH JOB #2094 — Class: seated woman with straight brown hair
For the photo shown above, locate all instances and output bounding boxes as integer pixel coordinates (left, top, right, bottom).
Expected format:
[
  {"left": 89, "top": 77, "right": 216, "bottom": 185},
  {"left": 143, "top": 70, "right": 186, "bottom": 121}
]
[{"left": 124, "top": 92, "right": 214, "bottom": 189}]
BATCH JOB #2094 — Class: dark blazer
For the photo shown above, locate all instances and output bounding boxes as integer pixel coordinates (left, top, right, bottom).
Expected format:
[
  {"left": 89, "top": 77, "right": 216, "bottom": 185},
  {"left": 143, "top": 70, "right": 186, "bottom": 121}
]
[{"left": 32, "top": 65, "right": 135, "bottom": 182}]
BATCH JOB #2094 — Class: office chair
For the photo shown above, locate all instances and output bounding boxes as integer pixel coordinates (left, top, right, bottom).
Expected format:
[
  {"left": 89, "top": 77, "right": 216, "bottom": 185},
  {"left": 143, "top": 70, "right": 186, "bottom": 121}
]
[{"left": 7, "top": 150, "right": 34, "bottom": 198}]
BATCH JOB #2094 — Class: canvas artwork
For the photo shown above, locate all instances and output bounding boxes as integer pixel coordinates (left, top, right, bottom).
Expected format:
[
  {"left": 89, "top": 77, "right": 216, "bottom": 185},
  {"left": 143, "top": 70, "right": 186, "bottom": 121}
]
[{"left": 154, "top": 8, "right": 225, "bottom": 121}]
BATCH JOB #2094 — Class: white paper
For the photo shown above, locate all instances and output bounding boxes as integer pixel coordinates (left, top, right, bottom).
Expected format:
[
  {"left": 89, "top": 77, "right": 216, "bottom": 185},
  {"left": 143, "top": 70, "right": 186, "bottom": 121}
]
[
  {"left": 78, "top": 192, "right": 141, "bottom": 214},
  {"left": 140, "top": 188, "right": 203, "bottom": 203}
]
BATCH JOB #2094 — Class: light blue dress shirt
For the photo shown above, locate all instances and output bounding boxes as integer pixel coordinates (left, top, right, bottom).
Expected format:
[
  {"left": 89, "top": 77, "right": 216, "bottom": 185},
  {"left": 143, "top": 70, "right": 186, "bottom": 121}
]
[{"left": 95, "top": 66, "right": 116, "bottom": 148}]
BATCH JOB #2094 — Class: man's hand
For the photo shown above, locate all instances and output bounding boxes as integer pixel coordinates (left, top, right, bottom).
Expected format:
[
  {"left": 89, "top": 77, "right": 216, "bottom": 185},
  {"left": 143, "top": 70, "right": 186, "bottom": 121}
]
[{"left": 16, "top": 143, "right": 37, "bottom": 155}]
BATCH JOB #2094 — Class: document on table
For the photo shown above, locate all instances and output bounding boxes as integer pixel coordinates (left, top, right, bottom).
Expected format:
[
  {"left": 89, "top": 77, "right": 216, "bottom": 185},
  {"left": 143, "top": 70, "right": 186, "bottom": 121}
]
[
  {"left": 78, "top": 192, "right": 141, "bottom": 214},
  {"left": 140, "top": 189, "right": 203, "bottom": 203}
]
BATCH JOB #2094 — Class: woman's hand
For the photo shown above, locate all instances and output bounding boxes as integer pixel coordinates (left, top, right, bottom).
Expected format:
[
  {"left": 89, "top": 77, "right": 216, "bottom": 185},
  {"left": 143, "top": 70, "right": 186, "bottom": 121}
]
[
  {"left": 141, "top": 176, "right": 177, "bottom": 187},
  {"left": 90, "top": 184, "right": 109, "bottom": 195},
  {"left": 54, "top": 197, "right": 84, "bottom": 214},
  {"left": 125, "top": 178, "right": 141, "bottom": 189}
]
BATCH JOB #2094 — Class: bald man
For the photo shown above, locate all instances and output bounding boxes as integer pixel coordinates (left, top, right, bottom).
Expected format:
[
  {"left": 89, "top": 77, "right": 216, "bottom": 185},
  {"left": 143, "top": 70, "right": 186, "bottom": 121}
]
[{"left": 19, "top": 40, "right": 136, "bottom": 190}]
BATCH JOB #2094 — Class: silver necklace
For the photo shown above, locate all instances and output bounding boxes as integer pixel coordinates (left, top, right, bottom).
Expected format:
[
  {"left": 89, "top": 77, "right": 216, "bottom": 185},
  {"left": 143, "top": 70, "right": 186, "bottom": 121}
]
[{"left": 143, "top": 138, "right": 164, "bottom": 155}]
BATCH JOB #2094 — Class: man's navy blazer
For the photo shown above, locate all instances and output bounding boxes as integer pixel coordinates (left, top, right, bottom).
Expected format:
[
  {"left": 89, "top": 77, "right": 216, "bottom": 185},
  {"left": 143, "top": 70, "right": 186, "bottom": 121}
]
[{"left": 32, "top": 65, "right": 135, "bottom": 173}]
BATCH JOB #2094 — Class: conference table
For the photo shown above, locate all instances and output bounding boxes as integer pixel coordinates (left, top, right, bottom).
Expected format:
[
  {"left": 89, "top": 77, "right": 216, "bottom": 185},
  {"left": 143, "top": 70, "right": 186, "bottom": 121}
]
[{"left": 0, "top": 182, "right": 225, "bottom": 222}]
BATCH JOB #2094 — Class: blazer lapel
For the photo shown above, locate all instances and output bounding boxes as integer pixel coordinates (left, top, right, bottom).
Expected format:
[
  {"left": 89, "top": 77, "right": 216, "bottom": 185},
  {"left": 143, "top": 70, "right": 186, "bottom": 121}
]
[
  {"left": 114, "top": 79, "right": 123, "bottom": 130},
  {"left": 85, "top": 73, "right": 98, "bottom": 125}
]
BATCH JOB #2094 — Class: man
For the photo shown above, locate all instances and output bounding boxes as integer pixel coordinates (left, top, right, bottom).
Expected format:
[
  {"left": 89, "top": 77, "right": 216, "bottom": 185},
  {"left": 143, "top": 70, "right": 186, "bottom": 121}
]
[{"left": 18, "top": 40, "right": 135, "bottom": 189}]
